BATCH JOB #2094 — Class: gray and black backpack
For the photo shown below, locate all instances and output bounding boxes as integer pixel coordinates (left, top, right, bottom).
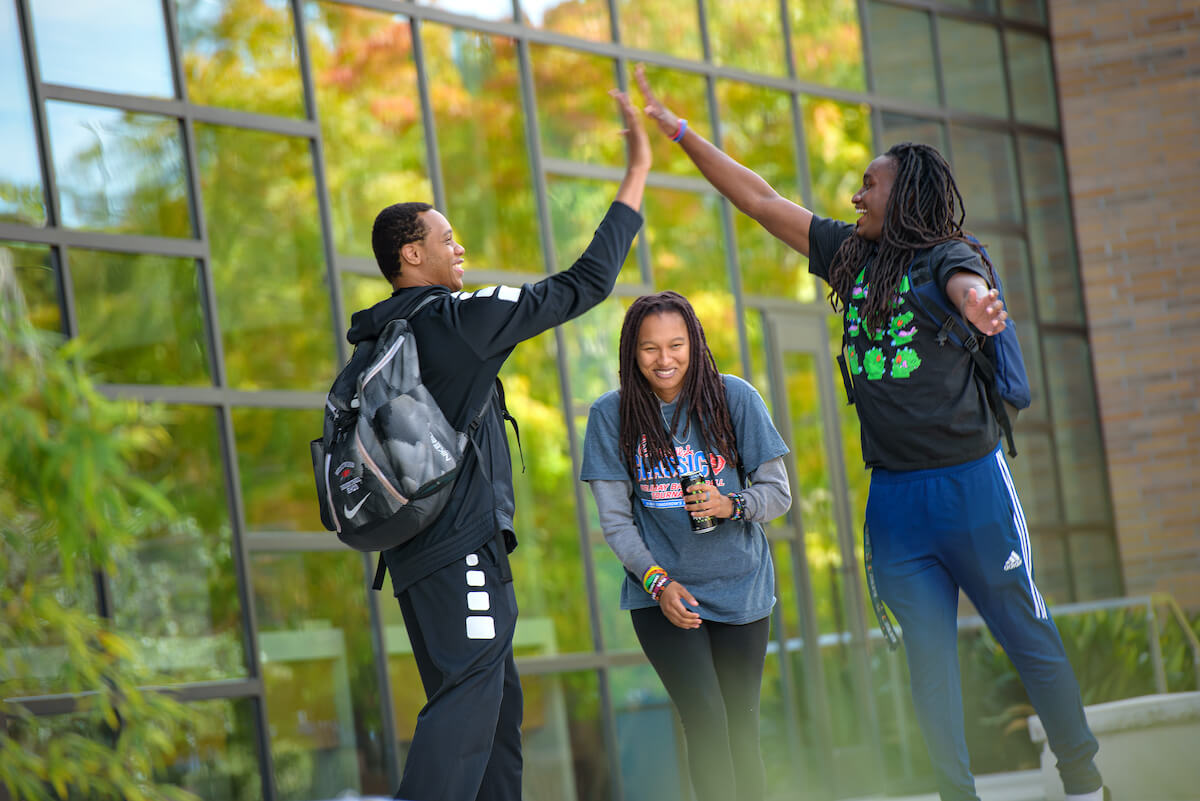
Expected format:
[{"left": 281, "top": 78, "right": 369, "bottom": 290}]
[{"left": 310, "top": 295, "right": 489, "bottom": 585}]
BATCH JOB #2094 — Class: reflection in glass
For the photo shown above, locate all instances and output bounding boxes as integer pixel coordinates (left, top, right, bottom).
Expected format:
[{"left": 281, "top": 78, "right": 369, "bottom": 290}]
[
  {"left": 593, "top": 540, "right": 641, "bottom": 653},
  {"left": 531, "top": 46, "right": 622, "bottom": 166},
  {"left": 1002, "top": 0, "right": 1046, "bottom": 24},
  {"left": 306, "top": 3, "right": 432, "bottom": 259},
  {"left": 1028, "top": 533, "right": 1068, "bottom": 605},
  {"left": 562, "top": 295, "right": 627, "bottom": 411},
  {"left": 116, "top": 406, "right": 245, "bottom": 682},
  {"left": 787, "top": 0, "right": 866, "bottom": 91},
  {"left": 232, "top": 406, "right": 327, "bottom": 532},
  {"left": 341, "top": 269, "right": 390, "bottom": 333},
  {"left": 252, "top": 550, "right": 389, "bottom": 799},
  {"left": 520, "top": 670, "right": 612, "bottom": 800},
  {"left": 706, "top": 0, "right": 787, "bottom": 76},
  {"left": 866, "top": 3, "right": 937, "bottom": 106},
  {"left": 548, "top": 178, "right": 639, "bottom": 282},
  {"left": 782, "top": 348, "right": 840, "bottom": 635},
  {"left": 1043, "top": 334, "right": 1109, "bottom": 526},
  {"left": 70, "top": 250, "right": 209, "bottom": 385},
  {"left": 499, "top": 327, "right": 596, "bottom": 654},
  {"left": 519, "top": 0, "right": 611, "bottom": 41},
  {"left": 422, "top": 24, "right": 541, "bottom": 273},
  {"left": 195, "top": 123, "right": 335, "bottom": 390},
  {"left": 634, "top": 65, "right": 711, "bottom": 178},
  {"left": 879, "top": 112, "right": 946, "bottom": 157},
  {"left": 1006, "top": 30, "right": 1058, "bottom": 128},
  {"left": 1, "top": 242, "right": 59, "bottom": 333},
  {"left": 1019, "top": 135, "right": 1083, "bottom": 323},
  {"left": 937, "top": 0, "right": 996, "bottom": 12},
  {"left": 938, "top": 17, "right": 1007, "bottom": 118},
  {"left": 1008, "top": 430, "right": 1059, "bottom": 527},
  {"left": 981, "top": 234, "right": 1045, "bottom": 422},
  {"left": 615, "top": 0, "right": 701, "bottom": 60},
  {"left": 644, "top": 187, "right": 739, "bottom": 368},
  {"left": 177, "top": 0, "right": 304, "bottom": 118},
  {"left": 414, "top": 0, "right": 513, "bottom": 20},
  {"left": 161, "top": 698, "right": 265, "bottom": 801},
  {"left": 0, "top": 1, "right": 45, "bottom": 226},
  {"left": 30, "top": 0, "right": 174, "bottom": 97},
  {"left": 948, "top": 124, "right": 1021, "bottom": 224},
  {"left": 47, "top": 102, "right": 192, "bottom": 237},
  {"left": 802, "top": 96, "right": 872, "bottom": 219},
  {"left": 609, "top": 662, "right": 684, "bottom": 799},
  {"left": 1066, "top": 531, "right": 1121, "bottom": 600},
  {"left": 715, "top": 80, "right": 806, "bottom": 301}
]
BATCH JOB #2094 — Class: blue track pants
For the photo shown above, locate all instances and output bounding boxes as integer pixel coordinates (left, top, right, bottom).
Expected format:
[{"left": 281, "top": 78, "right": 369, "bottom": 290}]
[{"left": 866, "top": 446, "right": 1101, "bottom": 801}]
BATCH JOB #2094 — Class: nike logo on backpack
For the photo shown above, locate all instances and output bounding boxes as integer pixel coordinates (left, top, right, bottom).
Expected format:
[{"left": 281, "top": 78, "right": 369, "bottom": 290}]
[
  {"left": 344, "top": 493, "right": 372, "bottom": 519},
  {"left": 1003, "top": 550, "right": 1022, "bottom": 571}
]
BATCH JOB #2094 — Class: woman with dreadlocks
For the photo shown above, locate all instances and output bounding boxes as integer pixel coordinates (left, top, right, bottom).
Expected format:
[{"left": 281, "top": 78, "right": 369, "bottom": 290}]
[
  {"left": 580, "top": 290, "right": 791, "bottom": 801},
  {"left": 632, "top": 66, "right": 1108, "bottom": 801}
]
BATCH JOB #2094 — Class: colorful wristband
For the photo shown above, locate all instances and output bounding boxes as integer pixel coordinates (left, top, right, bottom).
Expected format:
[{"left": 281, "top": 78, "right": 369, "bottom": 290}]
[
  {"left": 642, "top": 565, "right": 667, "bottom": 594},
  {"left": 729, "top": 492, "right": 746, "bottom": 521},
  {"left": 650, "top": 574, "right": 672, "bottom": 601},
  {"left": 670, "top": 118, "right": 688, "bottom": 143}
]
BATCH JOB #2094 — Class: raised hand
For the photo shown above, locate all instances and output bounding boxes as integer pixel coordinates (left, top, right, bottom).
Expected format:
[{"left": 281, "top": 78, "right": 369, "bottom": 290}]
[
  {"left": 633, "top": 64, "right": 681, "bottom": 138},
  {"left": 610, "top": 88, "right": 651, "bottom": 173},
  {"left": 964, "top": 286, "right": 1008, "bottom": 336}
]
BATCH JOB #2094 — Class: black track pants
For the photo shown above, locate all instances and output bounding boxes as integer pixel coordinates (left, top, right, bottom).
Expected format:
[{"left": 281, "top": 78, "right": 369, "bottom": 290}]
[{"left": 395, "top": 534, "right": 522, "bottom": 801}]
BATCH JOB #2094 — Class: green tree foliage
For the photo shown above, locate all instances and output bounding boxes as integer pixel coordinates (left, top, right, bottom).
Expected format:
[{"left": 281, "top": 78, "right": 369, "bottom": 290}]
[{"left": 0, "top": 256, "right": 202, "bottom": 801}]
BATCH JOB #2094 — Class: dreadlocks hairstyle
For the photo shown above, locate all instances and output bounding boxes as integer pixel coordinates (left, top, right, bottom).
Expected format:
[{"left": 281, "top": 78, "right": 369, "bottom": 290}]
[
  {"left": 827, "top": 142, "right": 994, "bottom": 332},
  {"left": 371, "top": 201, "right": 434, "bottom": 283},
  {"left": 616, "top": 291, "right": 740, "bottom": 482}
]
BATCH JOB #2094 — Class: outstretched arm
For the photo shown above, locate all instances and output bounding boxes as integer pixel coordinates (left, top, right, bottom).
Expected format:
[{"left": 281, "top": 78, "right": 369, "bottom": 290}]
[
  {"left": 947, "top": 270, "right": 1008, "bottom": 336},
  {"left": 634, "top": 64, "right": 814, "bottom": 256}
]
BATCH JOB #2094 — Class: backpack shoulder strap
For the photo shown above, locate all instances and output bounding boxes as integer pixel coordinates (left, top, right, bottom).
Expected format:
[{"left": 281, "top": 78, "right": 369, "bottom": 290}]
[{"left": 908, "top": 262, "right": 1017, "bottom": 458}]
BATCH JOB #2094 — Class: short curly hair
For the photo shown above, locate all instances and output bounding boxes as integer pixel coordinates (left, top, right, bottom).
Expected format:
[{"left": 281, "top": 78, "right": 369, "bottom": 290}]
[{"left": 372, "top": 201, "right": 434, "bottom": 283}]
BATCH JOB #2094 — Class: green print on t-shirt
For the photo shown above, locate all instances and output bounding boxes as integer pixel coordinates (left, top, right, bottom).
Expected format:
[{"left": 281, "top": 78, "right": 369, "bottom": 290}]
[
  {"left": 864, "top": 347, "right": 886, "bottom": 380},
  {"left": 888, "top": 310, "right": 916, "bottom": 346},
  {"left": 891, "top": 347, "right": 922, "bottom": 378}
]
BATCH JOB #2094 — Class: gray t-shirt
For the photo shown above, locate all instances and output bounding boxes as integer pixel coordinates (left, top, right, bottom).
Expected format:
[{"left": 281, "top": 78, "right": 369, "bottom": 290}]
[{"left": 580, "top": 374, "right": 789, "bottom": 624}]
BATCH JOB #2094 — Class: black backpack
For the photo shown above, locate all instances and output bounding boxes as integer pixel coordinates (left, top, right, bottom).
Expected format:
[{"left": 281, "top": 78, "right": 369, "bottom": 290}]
[{"left": 310, "top": 295, "right": 489, "bottom": 584}]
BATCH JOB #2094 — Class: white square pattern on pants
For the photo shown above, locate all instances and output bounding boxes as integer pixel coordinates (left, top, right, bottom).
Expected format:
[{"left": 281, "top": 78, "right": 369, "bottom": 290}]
[
  {"left": 466, "top": 615, "right": 496, "bottom": 639},
  {"left": 467, "top": 591, "right": 490, "bottom": 611}
]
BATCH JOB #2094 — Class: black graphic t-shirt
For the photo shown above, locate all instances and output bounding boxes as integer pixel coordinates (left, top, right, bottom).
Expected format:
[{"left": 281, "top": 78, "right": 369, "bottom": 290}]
[{"left": 808, "top": 215, "right": 1000, "bottom": 471}]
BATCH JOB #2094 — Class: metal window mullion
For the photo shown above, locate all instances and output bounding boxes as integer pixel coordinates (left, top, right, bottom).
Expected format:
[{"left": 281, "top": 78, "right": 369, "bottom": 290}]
[
  {"left": 14, "top": 0, "right": 61, "bottom": 230},
  {"left": 14, "top": 0, "right": 75, "bottom": 341},
  {"left": 996, "top": 18, "right": 1018, "bottom": 123},
  {"left": 928, "top": 9, "right": 948, "bottom": 109},
  {"left": 214, "top": 401, "right": 278, "bottom": 801},
  {"left": 703, "top": 74, "right": 753, "bottom": 378},
  {"left": 411, "top": 18, "right": 446, "bottom": 211},
  {"left": 291, "top": 1, "right": 404, "bottom": 790}
]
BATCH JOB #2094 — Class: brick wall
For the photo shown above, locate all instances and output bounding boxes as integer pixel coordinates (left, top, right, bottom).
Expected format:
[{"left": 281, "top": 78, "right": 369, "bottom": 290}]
[{"left": 1047, "top": 1, "right": 1200, "bottom": 609}]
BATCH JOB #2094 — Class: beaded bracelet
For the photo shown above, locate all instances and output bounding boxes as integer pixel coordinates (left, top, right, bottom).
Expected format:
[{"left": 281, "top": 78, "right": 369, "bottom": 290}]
[
  {"left": 642, "top": 565, "right": 667, "bottom": 594},
  {"left": 670, "top": 118, "right": 688, "bottom": 143},
  {"left": 729, "top": 492, "right": 746, "bottom": 521}
]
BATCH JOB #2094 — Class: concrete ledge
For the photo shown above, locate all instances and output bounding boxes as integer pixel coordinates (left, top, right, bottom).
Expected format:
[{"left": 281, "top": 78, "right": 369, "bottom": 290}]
[{"left": 1028, "top": 692, "right": 1200, "bottom": 801}]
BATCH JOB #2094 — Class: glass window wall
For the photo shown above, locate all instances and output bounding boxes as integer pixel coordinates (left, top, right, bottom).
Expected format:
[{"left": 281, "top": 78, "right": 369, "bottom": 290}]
[{"left": 4, "top": 1, "right": 1119, "bottom": 798}]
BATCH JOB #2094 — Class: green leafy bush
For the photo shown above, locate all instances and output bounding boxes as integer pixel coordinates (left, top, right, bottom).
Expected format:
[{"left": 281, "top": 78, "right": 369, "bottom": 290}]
[{"left": 0, "top": 255, "right": 203, "bottom": 801}]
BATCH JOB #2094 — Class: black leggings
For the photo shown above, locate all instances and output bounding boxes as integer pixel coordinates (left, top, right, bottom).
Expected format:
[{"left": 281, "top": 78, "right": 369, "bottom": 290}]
[{"left": 631, "top": 608, "right": 771, "bottom": 801}]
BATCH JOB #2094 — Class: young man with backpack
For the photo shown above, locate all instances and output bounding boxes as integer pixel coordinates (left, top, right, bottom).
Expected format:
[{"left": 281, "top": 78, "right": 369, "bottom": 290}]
[
  {"left": 350, "top": 91, "right": 649, "bottom": 801},
  {"left": 632, "top": 67, "right": 1108, "bottom": 801}
]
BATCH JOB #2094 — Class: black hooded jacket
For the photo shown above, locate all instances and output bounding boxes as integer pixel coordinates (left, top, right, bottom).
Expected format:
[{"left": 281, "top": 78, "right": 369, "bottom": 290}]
[{"left": 346, "top": 201, "right": 642, "bottom": 595}]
